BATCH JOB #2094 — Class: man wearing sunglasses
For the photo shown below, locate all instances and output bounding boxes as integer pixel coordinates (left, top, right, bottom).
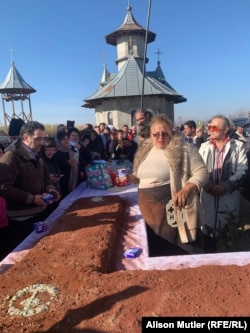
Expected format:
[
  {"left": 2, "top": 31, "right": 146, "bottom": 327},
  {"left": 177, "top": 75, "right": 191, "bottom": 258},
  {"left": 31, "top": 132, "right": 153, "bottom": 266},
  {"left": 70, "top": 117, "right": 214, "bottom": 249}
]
[{"left": 199, "top": 115, "right": 248, "bottom": 251}]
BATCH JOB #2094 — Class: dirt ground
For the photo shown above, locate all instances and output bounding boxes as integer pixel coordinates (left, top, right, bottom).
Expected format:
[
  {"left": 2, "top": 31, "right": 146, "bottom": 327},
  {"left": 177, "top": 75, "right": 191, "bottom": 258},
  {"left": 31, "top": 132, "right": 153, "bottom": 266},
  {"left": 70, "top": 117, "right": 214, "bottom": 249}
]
[{"left": 0, "top": 195, "right": 250, "bottom": 333}]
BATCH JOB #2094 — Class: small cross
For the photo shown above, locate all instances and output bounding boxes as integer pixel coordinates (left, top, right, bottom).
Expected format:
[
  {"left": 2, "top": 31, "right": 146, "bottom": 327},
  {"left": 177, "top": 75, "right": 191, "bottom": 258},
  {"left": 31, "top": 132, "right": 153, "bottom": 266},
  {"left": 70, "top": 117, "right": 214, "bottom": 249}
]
[
  {"left": 9, "top": 47, "right": 14, "bottom": 62},
  {"left": 155, "top": 48, "right": 163, "bottom": 62},
  {"left": 101, "top": 52, "right": 107, "bottom": 65}
]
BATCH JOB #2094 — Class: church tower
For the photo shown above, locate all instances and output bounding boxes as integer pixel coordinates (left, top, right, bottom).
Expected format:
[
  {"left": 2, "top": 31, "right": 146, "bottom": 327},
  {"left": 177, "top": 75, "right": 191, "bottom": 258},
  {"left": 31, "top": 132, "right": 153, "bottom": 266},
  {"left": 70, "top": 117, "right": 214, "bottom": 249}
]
[{"left": 83, "top": 4, "right": 186, "bottom": 129}]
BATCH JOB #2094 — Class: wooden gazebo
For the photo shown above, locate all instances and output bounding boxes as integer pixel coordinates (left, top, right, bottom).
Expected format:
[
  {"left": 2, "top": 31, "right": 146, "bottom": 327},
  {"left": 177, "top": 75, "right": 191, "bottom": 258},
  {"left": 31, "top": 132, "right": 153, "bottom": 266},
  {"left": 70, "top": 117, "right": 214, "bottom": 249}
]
[{"left": 0, "top": 61, "right": 36, "bottom": 130}]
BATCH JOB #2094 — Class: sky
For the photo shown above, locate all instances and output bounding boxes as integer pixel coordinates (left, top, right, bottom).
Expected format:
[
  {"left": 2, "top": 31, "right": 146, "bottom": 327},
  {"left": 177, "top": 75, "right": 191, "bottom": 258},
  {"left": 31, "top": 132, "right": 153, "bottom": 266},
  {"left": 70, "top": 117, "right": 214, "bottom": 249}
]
[{"left": 0, "top": 0, "right": 249, "bottom": 127}]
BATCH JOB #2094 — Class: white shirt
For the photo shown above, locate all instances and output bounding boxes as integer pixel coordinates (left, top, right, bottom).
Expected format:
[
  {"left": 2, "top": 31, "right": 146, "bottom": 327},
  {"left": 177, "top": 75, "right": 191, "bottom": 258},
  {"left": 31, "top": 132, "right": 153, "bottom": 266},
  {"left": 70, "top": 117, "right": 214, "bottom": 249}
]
[{"left": 137, "top": 146, "right": 170, "bottom": 188}]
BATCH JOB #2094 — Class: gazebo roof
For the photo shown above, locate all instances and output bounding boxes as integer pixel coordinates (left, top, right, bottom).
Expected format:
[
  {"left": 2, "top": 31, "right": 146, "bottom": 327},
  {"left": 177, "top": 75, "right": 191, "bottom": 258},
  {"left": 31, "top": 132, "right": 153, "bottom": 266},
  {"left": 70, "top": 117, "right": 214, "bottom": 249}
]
[{"left": 0, "top": 61, "right": 36, "bottom": 94}]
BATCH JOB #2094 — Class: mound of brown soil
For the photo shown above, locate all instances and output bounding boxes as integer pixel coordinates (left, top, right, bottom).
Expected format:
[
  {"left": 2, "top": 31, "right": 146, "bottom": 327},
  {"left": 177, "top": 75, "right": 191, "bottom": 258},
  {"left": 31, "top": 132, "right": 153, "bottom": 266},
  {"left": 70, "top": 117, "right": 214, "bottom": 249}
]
[{"left": 0, "top": 195, "right": 249, "bottom": 333}]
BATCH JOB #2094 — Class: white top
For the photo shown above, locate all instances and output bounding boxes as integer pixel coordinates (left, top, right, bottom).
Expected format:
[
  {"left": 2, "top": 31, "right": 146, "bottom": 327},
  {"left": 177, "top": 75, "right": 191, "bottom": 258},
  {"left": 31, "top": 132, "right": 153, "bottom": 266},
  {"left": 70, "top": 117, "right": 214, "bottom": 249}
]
[{"left": 137, "top": 146, "right": 170, "bottom": 188}]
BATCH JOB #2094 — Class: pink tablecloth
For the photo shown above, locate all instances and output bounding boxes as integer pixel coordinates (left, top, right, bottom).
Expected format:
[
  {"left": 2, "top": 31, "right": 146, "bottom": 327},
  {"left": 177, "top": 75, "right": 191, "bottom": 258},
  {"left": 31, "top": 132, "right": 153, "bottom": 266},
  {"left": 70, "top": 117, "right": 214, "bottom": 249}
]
[{"left": 1, "top": 182, "right": 250, "bottom": 274}]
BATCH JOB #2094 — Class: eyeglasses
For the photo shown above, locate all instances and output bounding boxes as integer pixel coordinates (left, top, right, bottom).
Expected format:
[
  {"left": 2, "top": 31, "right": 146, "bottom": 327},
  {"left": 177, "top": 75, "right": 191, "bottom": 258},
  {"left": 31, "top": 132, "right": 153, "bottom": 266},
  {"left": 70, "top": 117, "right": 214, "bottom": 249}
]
[
  {"left": 151, "top": 132, "right": 168, "bottom": 139},
  {"left": 208, "top": 125, "right": 221, "bottom": 132}
]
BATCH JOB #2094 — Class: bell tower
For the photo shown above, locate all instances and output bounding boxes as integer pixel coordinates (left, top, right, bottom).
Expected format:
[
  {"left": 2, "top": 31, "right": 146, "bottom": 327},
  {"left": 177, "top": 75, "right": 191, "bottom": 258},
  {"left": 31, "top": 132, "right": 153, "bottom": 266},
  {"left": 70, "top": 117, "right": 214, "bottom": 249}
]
[{"left": 0, "top": 60, "right": 36, "bottom": 130}]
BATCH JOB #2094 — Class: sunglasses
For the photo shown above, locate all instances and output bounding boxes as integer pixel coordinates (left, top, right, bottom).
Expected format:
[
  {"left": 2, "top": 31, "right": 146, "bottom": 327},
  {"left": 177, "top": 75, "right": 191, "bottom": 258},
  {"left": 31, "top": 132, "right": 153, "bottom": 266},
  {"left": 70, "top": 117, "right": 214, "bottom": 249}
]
[
  {"left": 151, "top": 132, "right": 168, "bottom": 139},
  {"left": 208, "top": 125, "right": 221, "bottom": 132}
]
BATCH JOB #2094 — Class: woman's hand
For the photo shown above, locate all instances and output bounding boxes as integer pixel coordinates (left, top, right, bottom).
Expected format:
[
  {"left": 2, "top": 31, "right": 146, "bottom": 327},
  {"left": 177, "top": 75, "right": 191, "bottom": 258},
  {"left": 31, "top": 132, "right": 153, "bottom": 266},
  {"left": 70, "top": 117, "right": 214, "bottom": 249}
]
[
  {"left": 173, "top": 189, "right": 190, "bottom": 208},
  {"left": 173, "top": 182, "right": 198, "bottom": 208}
]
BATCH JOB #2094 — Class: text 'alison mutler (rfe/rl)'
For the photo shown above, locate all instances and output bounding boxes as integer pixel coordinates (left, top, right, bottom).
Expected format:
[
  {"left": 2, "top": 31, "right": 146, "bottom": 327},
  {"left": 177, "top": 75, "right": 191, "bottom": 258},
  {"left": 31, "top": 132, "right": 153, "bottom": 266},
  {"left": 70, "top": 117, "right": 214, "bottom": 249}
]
[{"left": 141, "top": 317, "right": 248, "bottom": 331}]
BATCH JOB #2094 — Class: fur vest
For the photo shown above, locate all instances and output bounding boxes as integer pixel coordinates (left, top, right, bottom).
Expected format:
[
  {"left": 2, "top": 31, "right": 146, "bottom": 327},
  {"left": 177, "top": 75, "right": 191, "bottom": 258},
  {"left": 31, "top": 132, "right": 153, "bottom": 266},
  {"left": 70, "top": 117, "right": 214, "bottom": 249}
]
[{"left": 133, "top": 134, "right": 209, "bottom": 243}]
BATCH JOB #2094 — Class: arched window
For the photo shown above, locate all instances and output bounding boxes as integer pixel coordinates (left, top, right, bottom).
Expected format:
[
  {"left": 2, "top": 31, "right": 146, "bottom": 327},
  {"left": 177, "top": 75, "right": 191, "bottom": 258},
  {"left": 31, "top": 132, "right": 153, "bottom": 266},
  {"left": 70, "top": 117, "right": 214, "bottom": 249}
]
[
  {"left": 145, "top": 111, "right": 153, "bottom": 122},
  {"left": 128, "top": 35, "right": 134, "bottom": 55},
  {"left": 108, "top": 112, "right": 113, "bottom": 126},
  {"left": 131, "top": 109, "right": 137, "bottom": 126}
]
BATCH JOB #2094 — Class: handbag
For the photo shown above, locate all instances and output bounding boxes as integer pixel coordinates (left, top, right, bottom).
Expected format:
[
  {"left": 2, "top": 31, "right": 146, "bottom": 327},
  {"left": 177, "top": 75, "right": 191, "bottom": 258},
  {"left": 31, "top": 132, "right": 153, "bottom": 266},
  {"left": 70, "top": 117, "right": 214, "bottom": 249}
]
[
  {"left": 85, "top": 161, "right": 113, "bottom": 190},
  {"left": 166, "top": 191, "right": 205, "bottom": 243}
]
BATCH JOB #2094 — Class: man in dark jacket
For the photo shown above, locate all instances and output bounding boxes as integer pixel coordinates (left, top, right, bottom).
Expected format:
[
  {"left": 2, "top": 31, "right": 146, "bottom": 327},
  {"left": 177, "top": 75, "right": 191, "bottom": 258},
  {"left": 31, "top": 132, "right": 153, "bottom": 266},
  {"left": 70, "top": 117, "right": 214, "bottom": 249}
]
[{"left": 0, "top": 121, "right": 60, "bottom": 260}]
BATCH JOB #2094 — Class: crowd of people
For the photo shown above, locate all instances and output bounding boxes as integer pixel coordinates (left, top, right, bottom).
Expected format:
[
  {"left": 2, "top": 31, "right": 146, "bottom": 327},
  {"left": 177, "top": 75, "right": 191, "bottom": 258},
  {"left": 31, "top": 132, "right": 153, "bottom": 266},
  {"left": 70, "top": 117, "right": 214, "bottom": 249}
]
[{"left": 0, "top": 110, "right": 249, "bottom": 260}]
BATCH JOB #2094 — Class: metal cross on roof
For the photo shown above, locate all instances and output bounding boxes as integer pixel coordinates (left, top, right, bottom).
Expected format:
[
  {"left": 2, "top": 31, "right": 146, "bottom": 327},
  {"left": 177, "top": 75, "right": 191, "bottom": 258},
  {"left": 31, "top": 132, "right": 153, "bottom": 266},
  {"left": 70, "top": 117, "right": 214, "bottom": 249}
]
[
  {"left": 155, "top": 48, "right": 163, "bottom": 62},
  {"left": 9, "top": 47, "right": 14, "bottom": 62},
  {"left": 101, "top": 52, "right": 107, "bottom": 65}
]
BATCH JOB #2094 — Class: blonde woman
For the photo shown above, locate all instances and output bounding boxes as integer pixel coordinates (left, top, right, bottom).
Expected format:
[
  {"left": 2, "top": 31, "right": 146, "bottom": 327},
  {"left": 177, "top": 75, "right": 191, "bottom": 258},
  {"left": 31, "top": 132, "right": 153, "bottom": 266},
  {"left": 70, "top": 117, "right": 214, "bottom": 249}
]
[{"left": 132, "top": 114, "right": 209, "bottom": 256}]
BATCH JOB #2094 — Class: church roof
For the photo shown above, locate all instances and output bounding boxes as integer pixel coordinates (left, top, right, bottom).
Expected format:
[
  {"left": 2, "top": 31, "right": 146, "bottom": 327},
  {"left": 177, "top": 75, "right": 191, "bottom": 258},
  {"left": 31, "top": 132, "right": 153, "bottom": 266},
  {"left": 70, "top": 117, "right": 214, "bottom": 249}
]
[
  {"left": 0, "top": 61, "right": 36, "bottom": 94},
  {"left": 83, "top": 55, "right": 186, "bottom": 108},
  {"left": 105, "top": 5, "right": 156, "bottom": 46},
  {"left": 147, "top": 61, "right": 176, "bottom": 90}
]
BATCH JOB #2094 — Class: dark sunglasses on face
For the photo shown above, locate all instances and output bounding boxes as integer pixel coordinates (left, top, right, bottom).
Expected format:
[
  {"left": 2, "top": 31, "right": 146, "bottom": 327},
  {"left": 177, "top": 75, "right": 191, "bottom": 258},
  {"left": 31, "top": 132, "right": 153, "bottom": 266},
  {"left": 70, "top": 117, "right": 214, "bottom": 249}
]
[{"left": 151, "top": 132, "right": 168, "bottom": 139}]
